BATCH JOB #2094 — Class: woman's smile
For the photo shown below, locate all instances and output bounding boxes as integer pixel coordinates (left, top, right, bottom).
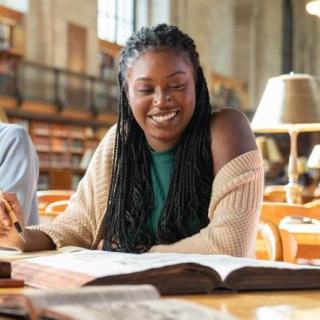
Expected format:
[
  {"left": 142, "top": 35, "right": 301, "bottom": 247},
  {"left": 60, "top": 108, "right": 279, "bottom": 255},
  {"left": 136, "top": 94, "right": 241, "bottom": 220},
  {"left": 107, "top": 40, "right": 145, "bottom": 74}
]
[{"left": 149, "top": 110, "right": 179, "bottom": 125}]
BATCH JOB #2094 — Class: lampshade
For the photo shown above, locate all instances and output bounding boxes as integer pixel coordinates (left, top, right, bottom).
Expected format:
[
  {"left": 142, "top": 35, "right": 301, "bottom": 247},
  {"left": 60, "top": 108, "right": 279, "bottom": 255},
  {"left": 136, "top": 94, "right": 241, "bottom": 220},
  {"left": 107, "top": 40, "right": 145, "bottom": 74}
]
[
  {"left": 251, "top": 73, "right": 320, "bottom": 133},
  {"left": 308, "top": 145, "right": 320, "bottom": 169},
  {"left": 306, "top": 0, "right": 320, "bottom": 17}
]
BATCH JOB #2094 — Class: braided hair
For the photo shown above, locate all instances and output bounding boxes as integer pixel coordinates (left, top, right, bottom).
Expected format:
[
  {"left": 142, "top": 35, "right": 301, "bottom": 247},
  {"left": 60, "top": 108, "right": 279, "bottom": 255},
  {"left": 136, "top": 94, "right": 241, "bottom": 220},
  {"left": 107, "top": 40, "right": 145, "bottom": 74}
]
[{"left": 103, "top": 24, "right": 213, "bottom": 253}]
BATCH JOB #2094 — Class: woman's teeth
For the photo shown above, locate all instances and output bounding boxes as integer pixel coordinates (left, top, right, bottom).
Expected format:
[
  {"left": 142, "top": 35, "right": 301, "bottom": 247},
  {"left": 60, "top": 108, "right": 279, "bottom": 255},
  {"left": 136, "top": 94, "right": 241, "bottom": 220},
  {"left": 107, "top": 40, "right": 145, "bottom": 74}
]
[{"left": 151, "top": 111, "right": 177, "bottom": 123}]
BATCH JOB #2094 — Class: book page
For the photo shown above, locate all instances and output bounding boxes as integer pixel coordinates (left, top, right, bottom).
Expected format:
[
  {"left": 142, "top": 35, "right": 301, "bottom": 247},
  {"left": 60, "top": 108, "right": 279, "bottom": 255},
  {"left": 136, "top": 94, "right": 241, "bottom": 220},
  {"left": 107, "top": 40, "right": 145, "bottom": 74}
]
[
  {"left": 0, "top": 246, "right": 83, "bottom": 261},
  {"left": 25, "top": 285, "right": 159, "bottom": 309},
  {"left": 16, "top": 250, "right": 320, "bottom": 282},
  {"left": 45, "top": 299, "right": 236, "bottom": 320}
]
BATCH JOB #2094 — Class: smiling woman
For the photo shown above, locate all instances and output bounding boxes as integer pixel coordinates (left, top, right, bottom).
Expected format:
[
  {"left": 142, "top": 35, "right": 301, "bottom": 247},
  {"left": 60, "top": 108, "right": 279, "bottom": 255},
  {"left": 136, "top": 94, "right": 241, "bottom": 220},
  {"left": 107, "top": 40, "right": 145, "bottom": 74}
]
[{"left": 0, "top": 24, "right": 263, "bottom": 258}]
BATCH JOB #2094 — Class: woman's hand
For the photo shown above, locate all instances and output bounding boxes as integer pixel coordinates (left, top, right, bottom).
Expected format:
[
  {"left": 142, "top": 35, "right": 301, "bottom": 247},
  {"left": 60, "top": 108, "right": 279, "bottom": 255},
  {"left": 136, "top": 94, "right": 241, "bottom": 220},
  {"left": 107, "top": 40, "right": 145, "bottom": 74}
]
[{"left": 0, "top": 191, "right": 26, "bottom": 250}]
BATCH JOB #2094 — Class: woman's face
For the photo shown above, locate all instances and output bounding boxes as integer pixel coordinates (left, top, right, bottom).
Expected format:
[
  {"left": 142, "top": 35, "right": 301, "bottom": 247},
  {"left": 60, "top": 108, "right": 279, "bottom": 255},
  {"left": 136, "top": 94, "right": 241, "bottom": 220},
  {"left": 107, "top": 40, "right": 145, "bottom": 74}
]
[{"left": 126, "top": 49, "right": 196, "bottom": 152}]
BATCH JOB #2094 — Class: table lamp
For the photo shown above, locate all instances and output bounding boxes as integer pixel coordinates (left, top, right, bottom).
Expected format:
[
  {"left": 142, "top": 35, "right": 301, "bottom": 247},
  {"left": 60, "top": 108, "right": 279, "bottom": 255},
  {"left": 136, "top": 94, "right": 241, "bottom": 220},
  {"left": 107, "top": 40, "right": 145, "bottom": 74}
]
[{"left": 251, "top": 73, "right": 320, "bottom": 204}]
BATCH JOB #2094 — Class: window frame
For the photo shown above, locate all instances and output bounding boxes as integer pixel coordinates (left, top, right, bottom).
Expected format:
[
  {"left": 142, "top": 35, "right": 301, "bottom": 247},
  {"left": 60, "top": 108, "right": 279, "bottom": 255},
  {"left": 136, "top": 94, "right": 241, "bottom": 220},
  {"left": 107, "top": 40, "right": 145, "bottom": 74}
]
[{"left": 98, "top": 0, "right": 136, "bottom": 45}]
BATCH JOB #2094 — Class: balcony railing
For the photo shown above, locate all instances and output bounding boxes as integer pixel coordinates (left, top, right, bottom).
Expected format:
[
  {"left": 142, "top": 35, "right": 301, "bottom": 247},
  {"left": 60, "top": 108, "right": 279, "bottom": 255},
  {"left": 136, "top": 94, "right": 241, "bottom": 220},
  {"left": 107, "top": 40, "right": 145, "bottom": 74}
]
[{"left": 0, "top": 60, "right": 118, "bottom": 114}]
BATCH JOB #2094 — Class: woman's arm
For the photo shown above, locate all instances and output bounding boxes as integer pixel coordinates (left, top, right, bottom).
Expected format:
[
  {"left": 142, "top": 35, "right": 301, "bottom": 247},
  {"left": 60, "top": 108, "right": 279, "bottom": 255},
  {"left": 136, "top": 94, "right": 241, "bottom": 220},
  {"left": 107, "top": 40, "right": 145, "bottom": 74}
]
[{"left": 149, "top": 109, "right": 264, "bottom": 257}]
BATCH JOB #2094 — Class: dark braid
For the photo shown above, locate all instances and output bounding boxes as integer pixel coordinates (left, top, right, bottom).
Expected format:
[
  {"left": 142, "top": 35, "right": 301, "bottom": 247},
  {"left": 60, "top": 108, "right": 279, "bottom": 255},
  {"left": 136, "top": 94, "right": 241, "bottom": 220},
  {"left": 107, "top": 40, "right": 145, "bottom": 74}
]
[{"left": 103, "top": 24, "right": 213, "bottom": 252}]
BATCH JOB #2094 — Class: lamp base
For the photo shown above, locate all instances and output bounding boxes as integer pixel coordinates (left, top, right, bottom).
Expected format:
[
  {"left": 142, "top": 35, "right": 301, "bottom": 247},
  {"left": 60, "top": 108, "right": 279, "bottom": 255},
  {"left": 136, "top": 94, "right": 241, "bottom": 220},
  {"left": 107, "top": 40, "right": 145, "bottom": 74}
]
[{"left": 285, "top": 182, "right": 303, "bottom": 204}]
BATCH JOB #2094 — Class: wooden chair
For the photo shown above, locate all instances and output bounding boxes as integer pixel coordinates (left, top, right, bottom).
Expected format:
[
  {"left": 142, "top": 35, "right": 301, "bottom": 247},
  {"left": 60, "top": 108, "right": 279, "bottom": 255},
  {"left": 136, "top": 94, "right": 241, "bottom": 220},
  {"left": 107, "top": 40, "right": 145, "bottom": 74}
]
[
  {"left": 304, "top": 199, "right": 320, "bottom": 209},
  {"left": 39, "top": 199, "right": 70, "bottom": 223},
  {"left": 256, "top": 217, "right": 283, "bottom": 261},
  {"left": 37, "top": 190, "right": 73, "bottom": 223},
  {"left": 45, "top": 199, "right": 69, "bottom": 215},
  {"left": 260, "top": 202, "right": 320, "bottom": 262},
  {"left": 37, "top": 190, "right": 73, "bottom": 210},
  {"left": 264, "top": 184, "right": 319, "bottom": 204},
  {"left": 264, "top": 185, "right": 287, "bottom": 202}
]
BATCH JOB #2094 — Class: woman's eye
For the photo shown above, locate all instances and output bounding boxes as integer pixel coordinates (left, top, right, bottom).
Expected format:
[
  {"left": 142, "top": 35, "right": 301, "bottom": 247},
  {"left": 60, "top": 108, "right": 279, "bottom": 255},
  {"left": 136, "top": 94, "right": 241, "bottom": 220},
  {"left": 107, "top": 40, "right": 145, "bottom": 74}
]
[
  {"left": 169, "top": 84, "right": 185, "bottom": 90},
  {"left": 137, "top": 88, "right": 153, "bottom": 95}
]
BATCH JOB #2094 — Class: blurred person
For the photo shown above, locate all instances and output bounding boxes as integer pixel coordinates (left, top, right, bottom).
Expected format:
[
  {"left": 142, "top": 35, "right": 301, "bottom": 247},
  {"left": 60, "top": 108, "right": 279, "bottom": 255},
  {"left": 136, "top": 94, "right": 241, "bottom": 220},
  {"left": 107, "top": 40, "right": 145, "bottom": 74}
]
[{"left": 0, "top": 122, "right": 39, "bottom": 225}]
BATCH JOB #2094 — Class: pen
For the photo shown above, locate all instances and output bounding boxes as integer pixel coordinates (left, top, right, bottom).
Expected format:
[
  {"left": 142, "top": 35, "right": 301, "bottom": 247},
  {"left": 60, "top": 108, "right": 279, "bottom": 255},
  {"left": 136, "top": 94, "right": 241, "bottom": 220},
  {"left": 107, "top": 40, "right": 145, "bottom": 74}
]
[{"left": 0, "top": 191, "right": 26, "bottom": 243}]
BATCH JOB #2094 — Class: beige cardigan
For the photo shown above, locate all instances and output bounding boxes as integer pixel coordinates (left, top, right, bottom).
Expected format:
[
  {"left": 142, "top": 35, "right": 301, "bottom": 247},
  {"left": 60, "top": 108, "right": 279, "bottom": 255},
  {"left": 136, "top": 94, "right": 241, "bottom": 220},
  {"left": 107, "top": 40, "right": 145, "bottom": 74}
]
[{"left": 29, "top": 125, "right": 264, "bottom": 257}]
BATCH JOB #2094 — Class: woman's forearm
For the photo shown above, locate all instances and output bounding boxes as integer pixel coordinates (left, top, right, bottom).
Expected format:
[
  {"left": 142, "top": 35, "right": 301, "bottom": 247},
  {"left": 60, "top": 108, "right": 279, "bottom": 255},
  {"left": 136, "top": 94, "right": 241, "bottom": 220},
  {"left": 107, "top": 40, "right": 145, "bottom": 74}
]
[{"left": 20, "top": 229, "right": 56, "bottom": 252}]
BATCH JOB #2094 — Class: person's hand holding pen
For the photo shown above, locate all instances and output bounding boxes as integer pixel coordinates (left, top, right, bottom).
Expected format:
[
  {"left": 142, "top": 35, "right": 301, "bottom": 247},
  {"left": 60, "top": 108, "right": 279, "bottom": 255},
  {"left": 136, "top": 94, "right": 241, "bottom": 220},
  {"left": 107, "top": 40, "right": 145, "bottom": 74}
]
[
  {"left": 0, "top": 190, "right": 26, "bottom": 250},
  {"left": 0, "top": 191, "right": 56, "bottom": 252}
]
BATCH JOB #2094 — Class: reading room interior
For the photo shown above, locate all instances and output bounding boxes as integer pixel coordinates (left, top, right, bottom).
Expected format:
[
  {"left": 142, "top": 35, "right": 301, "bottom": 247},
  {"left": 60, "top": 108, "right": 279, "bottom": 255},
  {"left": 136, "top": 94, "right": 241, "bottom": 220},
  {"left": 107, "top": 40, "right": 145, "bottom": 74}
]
[{"left": 1, "top": 0, "right": 320, "bottom": 319}]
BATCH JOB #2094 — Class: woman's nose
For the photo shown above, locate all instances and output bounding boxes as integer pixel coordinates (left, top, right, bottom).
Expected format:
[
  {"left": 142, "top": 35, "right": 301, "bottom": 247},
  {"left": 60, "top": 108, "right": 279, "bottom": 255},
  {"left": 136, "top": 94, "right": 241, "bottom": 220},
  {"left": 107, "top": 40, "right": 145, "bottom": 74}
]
[{"left": 153, "top": 90, "right": 171, "bottom": 106}]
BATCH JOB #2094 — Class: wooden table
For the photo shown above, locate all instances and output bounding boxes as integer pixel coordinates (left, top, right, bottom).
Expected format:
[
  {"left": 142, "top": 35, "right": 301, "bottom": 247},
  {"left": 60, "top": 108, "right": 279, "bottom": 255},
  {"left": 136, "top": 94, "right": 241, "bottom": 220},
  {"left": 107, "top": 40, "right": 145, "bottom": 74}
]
[
  {"left": 175, "top": 290, "right": 320, "bottom": 319},
  {"left": 281, "top": 223, "right": 320, "bottom": 259},
  {"left": 2, "top": 287, "right": 320, "bottom": 319}
]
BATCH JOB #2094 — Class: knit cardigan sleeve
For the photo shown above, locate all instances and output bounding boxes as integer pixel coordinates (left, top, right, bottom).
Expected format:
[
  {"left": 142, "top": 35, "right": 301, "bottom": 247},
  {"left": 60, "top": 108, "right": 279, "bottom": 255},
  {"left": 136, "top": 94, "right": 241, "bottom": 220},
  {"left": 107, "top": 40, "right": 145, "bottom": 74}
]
[{"left": 149, "top": 149, "right": 264, "bottom": 257}]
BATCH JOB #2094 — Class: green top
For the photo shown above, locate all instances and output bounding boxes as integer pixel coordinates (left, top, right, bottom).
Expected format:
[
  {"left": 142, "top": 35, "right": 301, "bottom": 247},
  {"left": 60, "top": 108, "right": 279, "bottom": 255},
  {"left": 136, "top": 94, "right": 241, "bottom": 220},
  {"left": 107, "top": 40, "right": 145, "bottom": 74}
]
[
  {"left": 148, "top": 146, "right": 176, "bottom": 240},
  {"left": 148, "top": 146, "right": 207, "bottom": 242}
]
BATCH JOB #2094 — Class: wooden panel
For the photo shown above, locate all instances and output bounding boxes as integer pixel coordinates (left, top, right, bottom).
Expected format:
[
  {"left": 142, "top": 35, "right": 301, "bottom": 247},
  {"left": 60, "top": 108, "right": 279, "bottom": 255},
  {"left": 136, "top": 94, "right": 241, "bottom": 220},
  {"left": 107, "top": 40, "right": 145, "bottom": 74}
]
[
  {"left": 67, "top": 23, "right": 87, "bottom": 74},
  {"left": 49, "top": 169, "right": 72, "bottom": 190},
  {"left": 67, "top": 23, "right": 87, "bottom": 107}
]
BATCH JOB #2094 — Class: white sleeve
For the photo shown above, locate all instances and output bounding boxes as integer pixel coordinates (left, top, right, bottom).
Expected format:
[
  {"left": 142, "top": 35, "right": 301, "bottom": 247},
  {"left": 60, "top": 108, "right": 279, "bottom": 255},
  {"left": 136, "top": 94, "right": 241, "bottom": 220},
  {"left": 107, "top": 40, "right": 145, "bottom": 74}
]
[{"left": 0, "top": 125, "right": 39, "bottom": 225}]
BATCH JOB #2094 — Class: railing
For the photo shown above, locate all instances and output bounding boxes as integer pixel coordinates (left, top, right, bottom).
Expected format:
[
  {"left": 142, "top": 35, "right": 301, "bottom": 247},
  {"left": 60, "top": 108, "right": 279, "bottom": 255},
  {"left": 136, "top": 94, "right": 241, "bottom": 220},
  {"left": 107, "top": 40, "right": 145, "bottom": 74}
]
[{"left": 0, "top": 60, "right": 118, "bottom": 114}]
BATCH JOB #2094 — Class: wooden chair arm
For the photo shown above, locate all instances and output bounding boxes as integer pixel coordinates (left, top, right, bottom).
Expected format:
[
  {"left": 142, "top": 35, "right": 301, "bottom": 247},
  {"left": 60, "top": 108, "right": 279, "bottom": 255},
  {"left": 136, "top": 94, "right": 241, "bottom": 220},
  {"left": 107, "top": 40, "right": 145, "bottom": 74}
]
[
  {"left": 258, "top": 217, "right": 283, "bottom": 261},
  {"left": 260, "top": 202, "right": 320, "bottom": 225}
]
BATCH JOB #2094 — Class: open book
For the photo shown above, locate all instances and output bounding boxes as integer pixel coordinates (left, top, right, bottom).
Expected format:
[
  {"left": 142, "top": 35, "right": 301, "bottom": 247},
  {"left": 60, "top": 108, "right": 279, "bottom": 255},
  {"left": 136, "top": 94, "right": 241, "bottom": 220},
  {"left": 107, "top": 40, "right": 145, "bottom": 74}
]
[
  {"left": 0, "top": 285, "right": 234, "bottom": 320},
  {"left": 9, "top": 249, "right": 320, "bottom": 295}
]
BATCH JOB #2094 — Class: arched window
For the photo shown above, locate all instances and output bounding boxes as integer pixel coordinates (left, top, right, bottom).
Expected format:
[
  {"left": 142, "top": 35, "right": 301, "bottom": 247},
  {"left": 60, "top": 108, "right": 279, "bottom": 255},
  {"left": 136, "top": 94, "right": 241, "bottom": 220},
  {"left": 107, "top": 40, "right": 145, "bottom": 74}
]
[{"left": 98, "top": 0, "right": 136, "bottom": 45}]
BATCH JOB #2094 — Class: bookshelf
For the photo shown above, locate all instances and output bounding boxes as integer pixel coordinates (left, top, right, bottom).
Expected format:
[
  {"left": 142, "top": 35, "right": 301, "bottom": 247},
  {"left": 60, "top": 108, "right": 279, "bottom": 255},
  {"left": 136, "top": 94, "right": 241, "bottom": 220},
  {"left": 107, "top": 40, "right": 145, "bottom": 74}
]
[{"left": 10, "top": 118, "right": 104, "bottom": 190}]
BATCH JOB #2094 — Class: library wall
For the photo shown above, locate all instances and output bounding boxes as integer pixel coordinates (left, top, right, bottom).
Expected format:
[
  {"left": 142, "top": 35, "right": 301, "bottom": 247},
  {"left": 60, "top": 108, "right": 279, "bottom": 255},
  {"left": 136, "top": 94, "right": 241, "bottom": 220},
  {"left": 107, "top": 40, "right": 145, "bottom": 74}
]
[
  {"left": 25, "top": 0, "right": 99, "bottom": 76},
  {"left": 249, "top": 0, "right": 282, "bottom": 108},
  {"left": 171, "top": 0, "right": 234, "bottom": 79},
  {"left": 292, "top": 0, "right": 320, "bottom": 77}
]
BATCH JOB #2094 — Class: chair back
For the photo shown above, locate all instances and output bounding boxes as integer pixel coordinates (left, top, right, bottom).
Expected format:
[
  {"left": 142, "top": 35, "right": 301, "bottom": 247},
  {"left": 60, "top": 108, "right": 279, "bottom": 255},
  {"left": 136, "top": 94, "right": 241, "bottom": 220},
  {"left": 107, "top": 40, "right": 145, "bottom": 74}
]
[
  {"left": 39, "top": 199, "right": 70, "bottom": 223},
  {"left": 37, "top": 190, "right": 73, "bottom": 211},
  {"left": 260, "top": 201, "right": 320, "bottom": 263},
  {"left": 260, "top": 202, "right": 319, "bottom": 225},
  {"left": 37, "top": 190, "right": 73, "bottom": 223},
  {"left": 256, "top": 218, "right": 283, "bottom": 261},
  {"left": 264, "top": 185, "right": 286, "bottom": 202},
  {"left": 45, "top": 200, "right": 69, "bottom": 215}
]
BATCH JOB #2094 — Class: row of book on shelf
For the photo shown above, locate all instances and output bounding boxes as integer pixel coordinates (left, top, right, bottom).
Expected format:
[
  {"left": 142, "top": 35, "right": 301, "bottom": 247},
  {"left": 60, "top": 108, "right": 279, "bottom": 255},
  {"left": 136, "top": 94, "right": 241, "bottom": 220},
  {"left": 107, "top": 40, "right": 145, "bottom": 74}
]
[
  {"left": 9, "top": 117, "right": 107, "bottom": 190},
  {"left": 37, "top": 149, "right": 95, "bottom": 169}
]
